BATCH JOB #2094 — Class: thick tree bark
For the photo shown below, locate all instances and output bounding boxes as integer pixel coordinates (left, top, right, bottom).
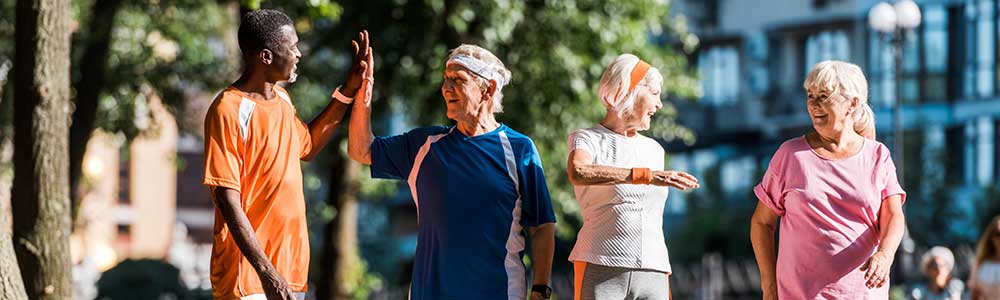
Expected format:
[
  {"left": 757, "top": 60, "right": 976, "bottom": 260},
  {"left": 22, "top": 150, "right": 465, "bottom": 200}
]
[
  {"left": 317, "top": 135, "right": 362, "bottom": 300},
  {"left": 68, "top": 0, "right": 124, "bottom": 221},
  {"left": 12, "top": 0, "right": 74, "bottom": 298},
  {"left": 0, "top": 56, "right": 27, "bottom": 300},
  {"left": 0, "top": 138, "right": 27, "bottom": 300}
]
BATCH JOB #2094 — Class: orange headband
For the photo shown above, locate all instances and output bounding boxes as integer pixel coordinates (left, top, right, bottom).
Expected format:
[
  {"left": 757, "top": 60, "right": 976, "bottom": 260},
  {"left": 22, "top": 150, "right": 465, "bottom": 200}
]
[{"left": 628, "top": 60, "right": 651, "bottom": 94}]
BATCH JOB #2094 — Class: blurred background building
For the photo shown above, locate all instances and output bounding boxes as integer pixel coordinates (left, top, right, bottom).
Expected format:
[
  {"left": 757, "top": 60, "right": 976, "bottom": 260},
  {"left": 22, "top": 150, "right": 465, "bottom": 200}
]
[
  {"left": 71, "top": 93, "right": 214, "bottom": 299},
  {"left": 660, "top": 0, "right": 999, "bottom": 298}
]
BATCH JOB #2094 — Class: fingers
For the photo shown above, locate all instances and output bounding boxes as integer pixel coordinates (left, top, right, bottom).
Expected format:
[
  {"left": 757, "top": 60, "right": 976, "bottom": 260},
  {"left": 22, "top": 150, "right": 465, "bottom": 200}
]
[
  {"left": 863, "top": 255, "right": 889, "bottom": 288},
  {"left": 365, "top": 46, "right": 374, "bottom": 77},
  {"left": 864, "top": 261, "right": 878, "bottom": 287},
  {"left": 363, "top": 30, "right": 370, "bottom": 48},
  {"left": 663, "top": 176, "right": 694, "bottom": 190},
  {"left": 863, "top": 256, "right": 875, "bottom": 281},
  {"left": 676, "top": 172, "right": 699, "bottom": 184},
  {"left": 669, "top": 172, "right": 699, "bottom": 189},
  {"left": 662, "top": 178, "right": 686, "bottom": 190}
]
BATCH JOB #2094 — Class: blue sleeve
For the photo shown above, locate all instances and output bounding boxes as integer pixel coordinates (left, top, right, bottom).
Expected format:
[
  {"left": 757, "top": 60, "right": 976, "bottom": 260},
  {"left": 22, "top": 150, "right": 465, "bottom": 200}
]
[
  {"left": 370, "top": 127, "right": 444, "bottom": 180},
  {"left": 518, "top": 141, "right": 556, "bottom": 226}
]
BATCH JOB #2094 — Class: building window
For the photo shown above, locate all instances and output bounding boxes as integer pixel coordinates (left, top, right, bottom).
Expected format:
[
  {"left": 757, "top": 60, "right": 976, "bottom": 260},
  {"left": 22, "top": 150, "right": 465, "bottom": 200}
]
[
  {"left": 923, "top": 5, "right": 949, "bottom": 102},
  {"left": 698, "top": 45, "right": 740, "bottom": 106},
  {"left": 975, "top": 0, "right": 995, "bottom": 98},
  {"left": 869, "top": 4, "right": 950, "bottom": 106},
  {"left": 869, "top": 29, "right": 895, "bottom": 107},
  {"left": 804, "top": 30, "right": 850, "bottom": 77}
]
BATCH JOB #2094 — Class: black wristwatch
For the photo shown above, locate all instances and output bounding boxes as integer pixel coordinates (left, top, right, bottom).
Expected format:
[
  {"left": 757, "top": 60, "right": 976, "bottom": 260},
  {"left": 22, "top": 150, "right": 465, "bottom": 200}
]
[{"left": 531, "top": 284, "right": 552, "bottom": 299}]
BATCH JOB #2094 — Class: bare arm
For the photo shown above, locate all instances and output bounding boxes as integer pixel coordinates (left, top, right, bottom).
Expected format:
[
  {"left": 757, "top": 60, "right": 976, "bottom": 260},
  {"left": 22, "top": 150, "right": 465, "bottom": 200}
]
[
  {"left": 566, "top": 149, "right": 699, "bottom": 188},
  {"left": 527, "top": 223, "right": 555, "bottom": 299},
  {"left": 863, "top": 194, "right": 905, "bottom": 288},
  {"left": 302, "top": 100, "right": 349, "bottom": 161},
  {"left": 347, "top": 42, "right": 375, "bottom": 165},
  {"left": 877, "top": 194, "right": 905, "bottom": 260},
  {"left": 346, "top": 86, "right": 374, "bottom": 165},
  {"left": 750, "top": 202, "right": 780, "bottom": 300},
  {"left": 302, "top": 31, "right": 372, "bottom": 161},
  {"left": 211, "top": 187, "right": 294, "bottom": 300}
]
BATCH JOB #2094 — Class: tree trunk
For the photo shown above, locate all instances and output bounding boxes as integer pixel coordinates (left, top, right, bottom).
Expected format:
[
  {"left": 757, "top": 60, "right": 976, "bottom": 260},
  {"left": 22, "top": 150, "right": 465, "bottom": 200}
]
[
  {"left": 318, "top": 135, "right": 362, "bottom": 300},
  {"left": 12, "top": 0, "right": 74, "bottom": 298},
  {"left": 68, "top": 0, "right": 124, "bottom": 222},
  {"left": 0, "top": 138, "right": 27, "bottom": 300}
]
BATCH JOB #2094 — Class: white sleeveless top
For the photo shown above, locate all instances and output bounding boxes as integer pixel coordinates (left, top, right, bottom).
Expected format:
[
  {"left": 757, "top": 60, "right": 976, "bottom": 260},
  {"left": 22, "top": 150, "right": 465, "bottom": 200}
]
[
  {"left": 567, "top": 125, "right": 671, "bottom": 273},
  {"left": 972, "top": 261, "right": 1000, "bottom": 300}
]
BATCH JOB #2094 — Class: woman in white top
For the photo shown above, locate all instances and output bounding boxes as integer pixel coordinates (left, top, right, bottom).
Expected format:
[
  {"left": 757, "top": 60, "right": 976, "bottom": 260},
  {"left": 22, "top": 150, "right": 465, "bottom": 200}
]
[
  {"left": 972, "top": 215, "right": 1000, "bottom": 300},
  {"left": 566, "top": 54, "right": 699, "bottom": 300}
]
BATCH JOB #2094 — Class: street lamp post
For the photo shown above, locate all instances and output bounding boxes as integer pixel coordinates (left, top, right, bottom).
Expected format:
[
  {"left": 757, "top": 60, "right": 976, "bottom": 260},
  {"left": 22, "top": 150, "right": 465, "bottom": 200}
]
[
  {"left": 869, "top": 0, "right": 921, "bottom": 184},
  {"left": 868, "top": 0, "right": 921, "bottom": 282}
]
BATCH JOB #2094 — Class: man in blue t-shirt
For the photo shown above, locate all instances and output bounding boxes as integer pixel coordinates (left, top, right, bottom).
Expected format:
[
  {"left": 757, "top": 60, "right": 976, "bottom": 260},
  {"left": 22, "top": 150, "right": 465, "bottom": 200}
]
[{"left": 347, "top": 44, "right": 556, "bottom": 300}]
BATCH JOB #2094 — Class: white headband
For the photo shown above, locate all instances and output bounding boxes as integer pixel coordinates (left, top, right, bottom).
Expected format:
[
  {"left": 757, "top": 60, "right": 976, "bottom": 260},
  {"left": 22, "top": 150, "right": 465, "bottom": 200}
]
[{"left": 446, "top": 54, "right": 508, "bottom": 86}]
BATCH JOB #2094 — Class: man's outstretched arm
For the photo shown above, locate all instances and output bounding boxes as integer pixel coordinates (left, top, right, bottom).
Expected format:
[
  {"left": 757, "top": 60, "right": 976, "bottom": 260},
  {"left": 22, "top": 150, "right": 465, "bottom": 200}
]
[
  {"left": 303, "top": 30, "right": 372, "bottom": 161},
  {"left": 347, "top": 31, "right": 375, "bottom": 165}
]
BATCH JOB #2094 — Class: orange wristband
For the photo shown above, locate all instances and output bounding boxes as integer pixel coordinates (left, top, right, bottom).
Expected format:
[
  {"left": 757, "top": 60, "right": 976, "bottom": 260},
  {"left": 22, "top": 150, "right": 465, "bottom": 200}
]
[{"left": 631, "top": 167, "right": 652, "bottom": 184}]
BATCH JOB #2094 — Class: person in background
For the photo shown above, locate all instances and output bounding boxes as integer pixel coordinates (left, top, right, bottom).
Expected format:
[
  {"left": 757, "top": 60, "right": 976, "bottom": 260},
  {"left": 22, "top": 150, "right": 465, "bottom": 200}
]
[
  {"left": 971, "top": 215, "right": 1000, "bottom": 300},
  {"left": 908, "top": 246, "right": 964, "bottom": 300}
]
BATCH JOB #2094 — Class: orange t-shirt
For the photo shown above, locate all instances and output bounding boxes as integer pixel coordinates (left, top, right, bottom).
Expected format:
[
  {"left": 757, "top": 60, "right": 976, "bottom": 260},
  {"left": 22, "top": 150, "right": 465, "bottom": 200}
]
[{"left": 203, "top": 85, "right": 312, "bottom": 300}]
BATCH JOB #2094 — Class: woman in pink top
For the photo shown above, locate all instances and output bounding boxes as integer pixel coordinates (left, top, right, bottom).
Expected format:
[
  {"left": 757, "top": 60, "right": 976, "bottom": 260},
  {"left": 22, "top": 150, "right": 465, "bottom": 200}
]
[{"left": 750, "top": 60, "right": 906, "bottom": 300}]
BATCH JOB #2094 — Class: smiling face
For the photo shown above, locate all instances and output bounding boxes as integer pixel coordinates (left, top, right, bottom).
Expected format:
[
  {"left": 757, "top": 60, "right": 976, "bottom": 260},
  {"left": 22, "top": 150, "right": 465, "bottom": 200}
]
[
  {"left": 806, "top": 89, "right": 857, "bottom": 136},
  {"left": 622, "top": 85, "right": 663, "bottom": 132},
  {"left": 441, "top": 63, "right": 494, "bottom": 124}
]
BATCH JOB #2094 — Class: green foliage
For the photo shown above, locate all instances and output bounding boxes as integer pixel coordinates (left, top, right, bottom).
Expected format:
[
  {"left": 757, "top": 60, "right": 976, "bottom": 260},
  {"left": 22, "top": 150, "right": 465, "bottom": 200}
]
[
  {"left": 344, "top": 260, "right": 384, "bottom": 300},
  {"left": 0, "top": 0, "right": 11, "bottom": 59},
  {"left": 81, "top": 0, "right": 235, "bottom": 137},
  {"left": 325, "top": 0, "right": 701, "bottom": 237}
]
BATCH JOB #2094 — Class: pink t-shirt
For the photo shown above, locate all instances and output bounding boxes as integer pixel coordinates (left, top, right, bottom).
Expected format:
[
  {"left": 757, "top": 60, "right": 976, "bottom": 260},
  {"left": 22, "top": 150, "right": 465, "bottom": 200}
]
[{"left": 754, "top": 136, "right": 906, "bottom": 300}]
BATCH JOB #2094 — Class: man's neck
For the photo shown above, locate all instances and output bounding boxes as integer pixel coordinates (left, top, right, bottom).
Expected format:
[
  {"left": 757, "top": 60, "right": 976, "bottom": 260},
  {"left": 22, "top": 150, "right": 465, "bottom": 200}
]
[
  {"left": 233, "top": 72, "right": 279, "bottom": 101},
  {"left": 456, "top": 115, "right": 499, "bottom": 137}
]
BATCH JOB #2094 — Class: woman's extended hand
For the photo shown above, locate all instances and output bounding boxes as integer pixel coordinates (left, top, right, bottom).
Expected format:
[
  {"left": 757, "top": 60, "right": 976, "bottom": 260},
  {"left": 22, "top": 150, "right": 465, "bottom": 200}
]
[{"left": 651, "top": 170, "right": 699, "bottom": 190}]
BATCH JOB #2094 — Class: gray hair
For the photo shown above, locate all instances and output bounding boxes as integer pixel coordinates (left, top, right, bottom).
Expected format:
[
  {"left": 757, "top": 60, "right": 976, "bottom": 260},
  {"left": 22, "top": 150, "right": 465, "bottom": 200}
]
[
  {"left": 597, "top": 54, "right": 663, "bottom": 119},
  {"left": 921, "top": 246, "right": 955, "bottom": 273},
  {"left": 446, "top": 44, "right": 512, "bottom": 113},
  {"left": 803, "top": 60, "right": 874, "bottom": 135}
]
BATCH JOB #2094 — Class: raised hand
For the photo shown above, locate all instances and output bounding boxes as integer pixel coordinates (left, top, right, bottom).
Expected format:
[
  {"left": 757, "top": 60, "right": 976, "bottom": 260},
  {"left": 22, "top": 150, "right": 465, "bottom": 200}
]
[
  {"left": 352, "top": 31, "right": 374, "bottom": 107},
  {"left": 651, "top": 170, "right": 700, "bottom": 190},
  {"left": 342, "top": 30, "right": 372, "bottom": 98}
]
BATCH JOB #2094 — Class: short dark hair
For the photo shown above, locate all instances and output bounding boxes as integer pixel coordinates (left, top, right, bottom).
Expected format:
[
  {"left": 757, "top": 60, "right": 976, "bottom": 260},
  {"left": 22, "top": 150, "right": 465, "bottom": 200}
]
[{"left": 237, "top": 9, "right": 293, "bottom": 56}]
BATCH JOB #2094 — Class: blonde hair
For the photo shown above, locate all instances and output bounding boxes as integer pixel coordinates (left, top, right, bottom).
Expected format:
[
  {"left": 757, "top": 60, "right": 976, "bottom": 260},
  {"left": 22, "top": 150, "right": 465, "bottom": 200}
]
[
  {"left": 803, "top": 60, "right": 875, "bottom": 136},
  {"left": 446, "top": 44, "right": 512, "bottom": 113},
  {"left": 598, "top": 54, "right": 663, "bottom": 118},
  {"left": 975, "top": 215, "right": 1000, "bottom": 272}
]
